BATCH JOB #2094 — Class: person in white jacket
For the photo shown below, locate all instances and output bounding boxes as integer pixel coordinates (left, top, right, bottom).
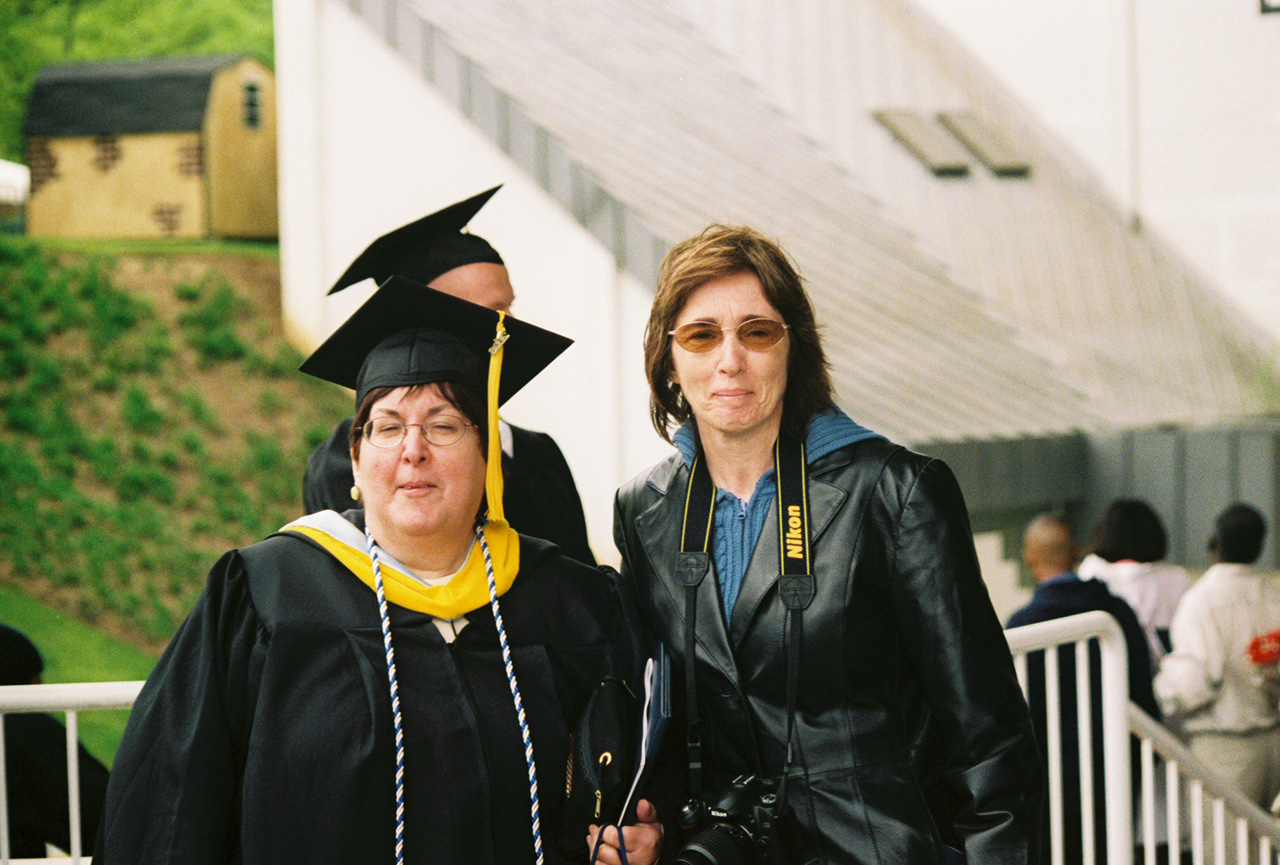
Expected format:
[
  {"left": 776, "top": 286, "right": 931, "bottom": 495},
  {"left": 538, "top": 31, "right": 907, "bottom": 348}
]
[
  {"left": 1155, "top": 503, "right": 1280, "bottom": 810},
  {"left": 1079, "top": 499, "right": 1191, "bottom": 673}
]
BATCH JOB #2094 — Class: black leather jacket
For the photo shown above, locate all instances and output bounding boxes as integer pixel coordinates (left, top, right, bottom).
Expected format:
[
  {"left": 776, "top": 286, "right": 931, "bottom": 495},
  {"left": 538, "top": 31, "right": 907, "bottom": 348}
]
[{"left": 614, "top": 437, "right": 1042, "bottom": 865}]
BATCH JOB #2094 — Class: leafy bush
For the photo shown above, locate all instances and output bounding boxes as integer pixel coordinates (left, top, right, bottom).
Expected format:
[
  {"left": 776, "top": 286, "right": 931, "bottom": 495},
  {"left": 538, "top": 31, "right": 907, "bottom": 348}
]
[
  {"left": 121, "top": 385, "right": 165, "bottom": 434},
  {"left": 181, "top": 387, "right": 223, "bottom": 434},
  {"left": 179, "top": 283, "right": 250, "bottom": 364},
  {"left": 186, "top": 327, "right": 247, "bottom": 363}
]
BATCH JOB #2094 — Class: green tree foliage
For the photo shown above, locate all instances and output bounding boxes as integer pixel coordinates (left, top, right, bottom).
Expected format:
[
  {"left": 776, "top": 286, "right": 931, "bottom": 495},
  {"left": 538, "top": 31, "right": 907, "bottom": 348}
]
[{"left": 0, "top": 0, "right": 273, "bottom": 162}]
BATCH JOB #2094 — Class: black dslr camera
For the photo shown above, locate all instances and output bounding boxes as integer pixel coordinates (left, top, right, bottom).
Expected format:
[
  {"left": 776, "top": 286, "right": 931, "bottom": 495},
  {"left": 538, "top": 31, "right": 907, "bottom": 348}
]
[{"left": 673, "top": 775, "right": 784, "bottom": 865}]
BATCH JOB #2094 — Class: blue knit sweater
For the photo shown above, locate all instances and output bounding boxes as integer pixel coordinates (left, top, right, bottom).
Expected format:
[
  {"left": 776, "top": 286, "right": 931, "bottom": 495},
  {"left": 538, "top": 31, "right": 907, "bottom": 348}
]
[{"left": 672, "top": 408, "right": 882, "bottom": 619}]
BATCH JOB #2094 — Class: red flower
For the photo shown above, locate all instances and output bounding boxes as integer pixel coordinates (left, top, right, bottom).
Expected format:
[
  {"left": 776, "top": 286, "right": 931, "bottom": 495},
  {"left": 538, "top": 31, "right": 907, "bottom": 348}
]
[{"left": 1248, "top": 630, "right": 1280, "bottom": 666}]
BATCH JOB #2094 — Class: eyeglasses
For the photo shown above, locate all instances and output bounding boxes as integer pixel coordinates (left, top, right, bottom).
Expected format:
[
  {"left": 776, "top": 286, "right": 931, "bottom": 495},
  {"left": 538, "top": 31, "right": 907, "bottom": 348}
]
[
  {"left": 669, "top": 318, "right": 789, "bottom": 353},
  {"left": 360, "top": 416, "right": 475, "bottom": 448}
]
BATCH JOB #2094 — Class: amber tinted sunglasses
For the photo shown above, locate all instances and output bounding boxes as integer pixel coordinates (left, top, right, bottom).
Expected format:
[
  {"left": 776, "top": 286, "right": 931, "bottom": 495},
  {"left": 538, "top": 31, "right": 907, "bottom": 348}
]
[{"left": 669, "top": 318, "right": 789, "bottom": 353}]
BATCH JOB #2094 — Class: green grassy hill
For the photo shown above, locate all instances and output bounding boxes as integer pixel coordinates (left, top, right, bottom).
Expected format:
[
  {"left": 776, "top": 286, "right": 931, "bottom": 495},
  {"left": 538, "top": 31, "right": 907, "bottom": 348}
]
[
  {"left": 1, "top": 583, "right": 153, "bottom": 766},
  {"left": 0, "top": 0, "right": 273, "bottom": 162},
  {"left": 0, "top": 238, "right": 350, "bottom": 660}
]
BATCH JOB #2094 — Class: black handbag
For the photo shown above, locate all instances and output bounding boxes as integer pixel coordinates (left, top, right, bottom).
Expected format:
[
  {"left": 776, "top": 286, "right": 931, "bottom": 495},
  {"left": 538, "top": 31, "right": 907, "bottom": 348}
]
[{"left": 564, "top": 675, "right": 639, "bottom": 829}]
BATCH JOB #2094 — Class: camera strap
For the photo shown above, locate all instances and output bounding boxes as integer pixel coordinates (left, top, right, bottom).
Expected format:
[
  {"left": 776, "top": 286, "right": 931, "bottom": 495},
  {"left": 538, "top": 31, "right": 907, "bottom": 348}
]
[{"left": 678, "top": 434, "right": 814, "bottom": 802}]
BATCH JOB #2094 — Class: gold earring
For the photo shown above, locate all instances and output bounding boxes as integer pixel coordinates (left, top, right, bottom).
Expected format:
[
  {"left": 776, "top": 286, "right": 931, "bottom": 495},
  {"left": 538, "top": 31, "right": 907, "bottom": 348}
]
[{"left": 350, "top": 485, "right": 361, "bottom": 502}]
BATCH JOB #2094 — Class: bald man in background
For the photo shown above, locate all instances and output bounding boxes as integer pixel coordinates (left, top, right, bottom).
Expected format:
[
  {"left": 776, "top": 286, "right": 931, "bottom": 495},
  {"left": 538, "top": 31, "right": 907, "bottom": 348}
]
[{"left": 1008, "top": 513, "right": 1158, "bottom": 865}]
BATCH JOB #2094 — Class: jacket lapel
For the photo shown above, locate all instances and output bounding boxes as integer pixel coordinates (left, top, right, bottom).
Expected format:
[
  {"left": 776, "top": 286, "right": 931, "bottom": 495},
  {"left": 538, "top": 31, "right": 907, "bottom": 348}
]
[
  {"left": 728, "top": 470, "right": 849, "bottom": 646},
  {"left": 634, "top": 460, "right": 740, "bottom": 685}
]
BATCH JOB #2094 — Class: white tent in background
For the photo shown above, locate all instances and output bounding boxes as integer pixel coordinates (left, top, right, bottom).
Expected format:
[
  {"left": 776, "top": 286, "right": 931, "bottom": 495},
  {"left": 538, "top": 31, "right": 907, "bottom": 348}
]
[{"left": 0, "top": 159, "right": 28, "bottom": 205}]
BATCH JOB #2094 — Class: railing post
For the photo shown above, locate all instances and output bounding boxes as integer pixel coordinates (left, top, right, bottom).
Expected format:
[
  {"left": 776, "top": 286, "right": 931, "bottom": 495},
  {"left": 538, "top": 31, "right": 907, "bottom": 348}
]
[
  {"left": 67, "top": 709, "right": 82, "bottom": 862},
  {"left": 1006, "top": 611, "right": 1135, "bottom": 865},
  {"left": 1095, "top": 614, "right": 1133, "bottom": 865},
  {"left": 0, "top": 680, "right": 144, "bottom": 863},
  {"left": 1, "top": 712, "right": 8, "bottom": 865}
]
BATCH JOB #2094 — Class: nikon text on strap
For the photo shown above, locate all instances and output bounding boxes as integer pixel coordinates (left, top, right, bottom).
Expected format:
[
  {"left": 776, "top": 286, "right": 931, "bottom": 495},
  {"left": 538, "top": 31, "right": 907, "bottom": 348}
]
[{"left": 677, "top": 435, "right": 814, "bottom": 801}]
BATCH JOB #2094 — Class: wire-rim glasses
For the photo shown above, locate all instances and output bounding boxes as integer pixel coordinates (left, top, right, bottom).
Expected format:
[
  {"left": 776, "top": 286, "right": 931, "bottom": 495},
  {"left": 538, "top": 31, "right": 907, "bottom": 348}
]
[{"left": 360, "top": 416, "right": 475, "bottom": 448}]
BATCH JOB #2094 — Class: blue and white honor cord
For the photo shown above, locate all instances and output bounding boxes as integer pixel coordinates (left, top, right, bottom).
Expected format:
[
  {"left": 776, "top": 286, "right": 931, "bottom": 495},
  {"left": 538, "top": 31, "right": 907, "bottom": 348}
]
[
  {"left": 364, "top": 525, "right": 544, "bottom": 865},
  {"left": 478, "top": 524, "right": 545, "bottom": 865},
  {"left": 365, "top": 527, "right": 406, "bottom": 865}
]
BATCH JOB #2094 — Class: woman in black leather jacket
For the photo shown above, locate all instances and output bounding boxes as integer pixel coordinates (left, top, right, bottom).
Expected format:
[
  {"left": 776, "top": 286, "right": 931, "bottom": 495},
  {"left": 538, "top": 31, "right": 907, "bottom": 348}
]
[{"left": 602, "top": 225, "right": 1042, "bottom": 865}]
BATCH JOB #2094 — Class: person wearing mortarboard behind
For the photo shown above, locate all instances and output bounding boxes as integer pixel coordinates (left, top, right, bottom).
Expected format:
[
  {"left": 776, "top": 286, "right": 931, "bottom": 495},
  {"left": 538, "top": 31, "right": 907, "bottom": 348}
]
[
  {"left": 303, "top": 186, "right": 597, "bottom": 566},
  {"left": 1, "top": 624, "right": 109, "bottom": 859},
  {"left": 94, "top": 280, "right": 662, "bottom": 864}
]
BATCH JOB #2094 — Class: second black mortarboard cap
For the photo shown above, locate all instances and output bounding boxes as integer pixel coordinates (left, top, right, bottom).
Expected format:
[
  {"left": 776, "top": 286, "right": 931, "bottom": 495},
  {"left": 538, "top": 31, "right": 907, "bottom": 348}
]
[
  {"left": 327, "top": 186, "right": 505, "bottom": 295},
  {"left": 301, "top": 276, "right": 571, "bottom": 409},
  {"left": 0, "top": 624, "right": 43, "bottom": 686}
]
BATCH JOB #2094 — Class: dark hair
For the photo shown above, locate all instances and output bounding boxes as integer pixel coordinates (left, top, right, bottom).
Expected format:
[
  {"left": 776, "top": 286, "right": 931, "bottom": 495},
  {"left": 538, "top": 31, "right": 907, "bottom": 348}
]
[
  {"left": 1089, "top": 499, "right": 1168, "bottom": 563},
  {"left": 643, "top": 224, "right": 835, "bottom": 443},
  {"left": 0, "top": 624, "right": 43, "bottom": 686},
  {"left": 1209, "top": 503, "right": 1267, "bottom": 565},
  {"left": 350, "top": 380, "right": 488, "bottom": 460}
]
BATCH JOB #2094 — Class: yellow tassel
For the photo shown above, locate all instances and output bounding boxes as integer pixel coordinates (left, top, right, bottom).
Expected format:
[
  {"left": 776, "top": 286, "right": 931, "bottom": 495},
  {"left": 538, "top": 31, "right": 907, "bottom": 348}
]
[{"left": 486, "top": 312, "right": 509, "bottom": 526}]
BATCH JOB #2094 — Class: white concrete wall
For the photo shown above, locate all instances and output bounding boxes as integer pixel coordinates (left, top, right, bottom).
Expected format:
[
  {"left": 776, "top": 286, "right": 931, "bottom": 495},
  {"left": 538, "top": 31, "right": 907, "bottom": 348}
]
[
  {"left": 273, "top": 0, "right": 672, "bottom": 563},
  {"left": 908, "top": 0, "right": 1280, "bottom": 337},
  {"left": 975, "top": 531, "right": 1029, "bottom": 624}
]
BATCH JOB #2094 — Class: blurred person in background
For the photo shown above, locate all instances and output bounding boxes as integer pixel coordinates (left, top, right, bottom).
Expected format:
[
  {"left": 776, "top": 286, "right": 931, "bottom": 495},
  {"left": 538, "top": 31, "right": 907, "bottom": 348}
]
[
  {"left": 0, "top": 623, "right": 108, "bottom": 859},
  {"left": 1006, "top": 513, "right": 1159, "bottom": 865},
  {"left": 1079, "top": 498, "right": 1191, "bottom": 672},
  {"left": 1156, "top": 503, "right": 1280, "bottom": 810},
  {"left": 96, "top": 282, "right": 654, "bottom": 864},
  {"left": 607, "top": 224, "right": 1040, "bottom": 865},
  {"left": 304, "top": 186, "right": 595, "bottom": 565}
]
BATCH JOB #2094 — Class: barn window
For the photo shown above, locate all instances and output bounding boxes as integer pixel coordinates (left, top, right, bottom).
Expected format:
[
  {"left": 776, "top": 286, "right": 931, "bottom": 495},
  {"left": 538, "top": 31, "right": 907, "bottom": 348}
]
[
  {"left": 178, "top": 142, "right": 203, "bottom": 177},
  {"left": 93, "top": 135, "right": 121, "bottom": 172},
  {"left": 872, "top": 110, "right": 971, "bottom": 177},
  {"left": 27, "top": 140, "right": 59, "bottom": 193},
  {"left": 243, "top": 82, "right": 261, "bottom": 128},
  {"left": 151, "top": 203, "right": 183, "bottom": 235}
]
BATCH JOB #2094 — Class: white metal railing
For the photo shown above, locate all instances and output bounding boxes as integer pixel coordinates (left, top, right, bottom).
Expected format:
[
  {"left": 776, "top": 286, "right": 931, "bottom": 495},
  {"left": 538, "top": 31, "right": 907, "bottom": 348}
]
[
  {"left": 1130, "top": 706, "right": 1280, "bottom": 865},
  {"left": 1007, "top": 610, "right": 1135, "bottom": 865},
  {"left": 6, "top": 615, "right": 1280, "bottom": 864},
  {"left": 1009, "top": 611, "right": 1280, "bottom": 865},
  {"left": 0, "top": 682, "right": 143, "bottom": 865}
]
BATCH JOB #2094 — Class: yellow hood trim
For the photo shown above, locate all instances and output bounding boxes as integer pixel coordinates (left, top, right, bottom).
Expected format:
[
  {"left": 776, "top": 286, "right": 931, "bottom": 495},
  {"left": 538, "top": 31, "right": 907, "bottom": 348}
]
[{"left": 281, "top": 515, "right": 519, "bottom": 619}]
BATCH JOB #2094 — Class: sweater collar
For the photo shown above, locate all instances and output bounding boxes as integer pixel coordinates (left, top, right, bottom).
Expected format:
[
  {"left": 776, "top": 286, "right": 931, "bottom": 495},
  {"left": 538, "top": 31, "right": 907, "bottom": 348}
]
[{"left": 672, "top": 406, "right": 882, "bottom": 469}]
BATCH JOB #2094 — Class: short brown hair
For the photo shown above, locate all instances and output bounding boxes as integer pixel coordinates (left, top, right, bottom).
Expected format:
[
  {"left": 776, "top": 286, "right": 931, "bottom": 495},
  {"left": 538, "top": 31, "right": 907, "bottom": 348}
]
[
  {"left": 349, "top": 380, "right": 488, "bottom": 461},
  {"left": 643, "top": 224, "right": 834, "bottom": 442}
]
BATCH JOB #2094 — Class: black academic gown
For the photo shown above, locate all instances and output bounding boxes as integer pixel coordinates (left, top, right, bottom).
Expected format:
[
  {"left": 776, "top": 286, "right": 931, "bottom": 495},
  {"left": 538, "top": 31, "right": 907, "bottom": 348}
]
[
  {"left": 4, "top": 713, "right": 108, "bottom": 857},
  {"left": 304, "top": 418, "right": 596, "bottom": 565},
  {"left": 94, "top": 525, "right": 638, "bottom": 865}
]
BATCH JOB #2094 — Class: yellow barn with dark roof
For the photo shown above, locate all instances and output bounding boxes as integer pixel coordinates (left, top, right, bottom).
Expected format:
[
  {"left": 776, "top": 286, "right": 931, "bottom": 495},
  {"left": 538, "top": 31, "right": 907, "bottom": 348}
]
[{"left": 23, "top": 55, "right": 277, "bottom": 240}]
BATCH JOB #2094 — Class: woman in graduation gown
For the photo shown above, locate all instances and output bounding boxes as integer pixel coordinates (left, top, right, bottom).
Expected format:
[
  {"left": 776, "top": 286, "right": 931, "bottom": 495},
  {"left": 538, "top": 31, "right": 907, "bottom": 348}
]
[
  {"left": 95, "top": 279, "right": 657, "bottom": 865},
  {"left": 606, "top": 225, "right": 1041, "bottom": 864}
]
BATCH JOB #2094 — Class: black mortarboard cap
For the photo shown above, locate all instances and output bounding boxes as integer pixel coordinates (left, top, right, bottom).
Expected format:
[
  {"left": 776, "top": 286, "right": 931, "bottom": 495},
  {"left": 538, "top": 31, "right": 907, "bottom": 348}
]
[
  {"left": 0, "top": 624, "right": 43, "bottom": 686},
  {"left": 327, "top": 186, "right": 505, "bottom": 295},
  {"left": 301, "top": 276, "right": 571, "bottom": 409}
]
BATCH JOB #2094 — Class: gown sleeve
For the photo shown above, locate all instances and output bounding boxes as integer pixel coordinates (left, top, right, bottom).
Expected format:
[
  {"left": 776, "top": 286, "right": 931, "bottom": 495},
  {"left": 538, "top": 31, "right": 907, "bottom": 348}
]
[
  {"left": 94, "top": 549, "right": 263, "bottom": 864},
  {"left": 887, "top": 458, "right": 1043, "bottom": 864},
  {"left": 611, "top": 490, "right": 687, "bottom": 856}
]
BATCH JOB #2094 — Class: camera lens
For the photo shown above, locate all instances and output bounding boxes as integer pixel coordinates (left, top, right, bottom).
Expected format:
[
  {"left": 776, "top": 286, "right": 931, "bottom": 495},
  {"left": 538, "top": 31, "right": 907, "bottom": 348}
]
[{"left": 672, "top": 823, "right": 759, "bottom": 865}]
